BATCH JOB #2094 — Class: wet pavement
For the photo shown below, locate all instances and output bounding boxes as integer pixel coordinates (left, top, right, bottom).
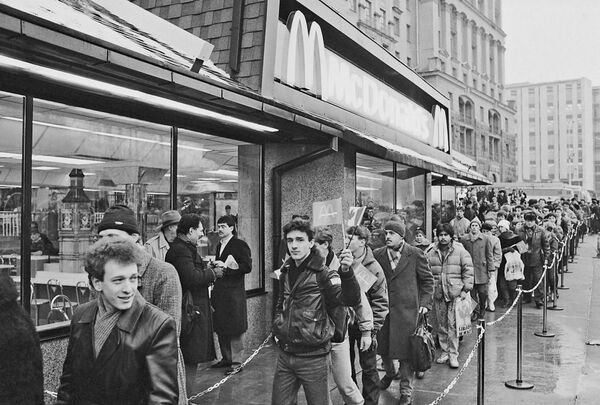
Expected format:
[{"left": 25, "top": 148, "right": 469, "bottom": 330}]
[{"left": 187, "top": 237, "right": 600, "bottom": 404}]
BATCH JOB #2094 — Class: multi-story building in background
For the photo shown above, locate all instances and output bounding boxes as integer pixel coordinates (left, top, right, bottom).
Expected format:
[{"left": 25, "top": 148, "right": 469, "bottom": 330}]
[
  {"left": 594, "top": 87, "right": 600, "bottom": 193},
  {"left": 328, "top": 0, "right": 517, "bottom": 182},
  {"left": 506, "top": 79, "right": 594, "bottom": 192}
]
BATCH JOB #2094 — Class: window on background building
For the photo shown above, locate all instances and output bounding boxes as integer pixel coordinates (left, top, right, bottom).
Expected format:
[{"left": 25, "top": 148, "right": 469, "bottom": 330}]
[
  {"left": 471, "top": 26, "right": 478, "bottom": 71},
  {"left": 350, "top": 0, "right": 357, "bottom": 11},
  {"left": 356, "top": 154, "right": 394, "bottom": 242},
  {"left": 176, "top": 129, "right": 262, "bottom": 291},
  {"left": 505, "top": 118, "right": 509, "bottom": 132},
  {"left": 406, "top": 0, "right": 411, "bottom": 11},
  {"left": 394, "top": 16, "right": 400, "bottom": 36},
  {"left": 406, "top": 56, "right": 412, "bottom": 67},
  {"left": 450, "top": 10, "right": 457, "bottom": 58},
  {"left": 482, "top": 83, "right": 486, "bottom": 94},
  {"left": 406, "top": 24, "right": 412, "bottom": 42},
  {"left": 480, "top": 106, "right": 484, "bottom": 121},
  {"left": 396, "top": 163, "right": 426, "bottom": 244},
  {"left": 466, "top": 129, "right": 473, "bottom": 154},
  {"left": 0, "top": 91, "right": 23, "bottom": 308},
  {"left": 480, "top": 135, "right": 486, "bottom": 154},
  {"left": 379, "top": 9, "right": 386, "bottom": 31},
  {"left": 452, "top": 67, "right": 458, "bottom": 78},
  {"left": 473, "top": 78, "right": 478, "bottom": 89}
]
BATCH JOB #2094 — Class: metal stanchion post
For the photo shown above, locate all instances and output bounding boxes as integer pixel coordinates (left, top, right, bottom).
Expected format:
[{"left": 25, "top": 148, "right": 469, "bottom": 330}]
[
  {"left": 505, "top": 285, "right": 534, "bottom": 390},
  {"left": 534, "top": 263, "right": 555, "bottom": 338},
  {"left": 564, "top": 238, "right": 571, "bottom": 273},
  {"left": 548, "top": 255, "right": 564, "bottom": 311},
  {"left": 478, "top": 319, "right": 485, "bottom": 405},
  {"left": 558, "top": 242, "right": 570, "bottom": 290}
]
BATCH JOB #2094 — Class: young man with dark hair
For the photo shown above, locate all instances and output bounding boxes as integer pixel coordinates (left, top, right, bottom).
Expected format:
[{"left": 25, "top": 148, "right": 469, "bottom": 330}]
[
  {"left": 345, "top": 225, "right": 389, "bottom": 405},
  {"left": 57, "top": 239, "right": 178, "bottom": 404},
  {"left": 271, "top": 218, "right": 361, "bottom": 405},
  {"left": 210, "top": 215, "right": 252, "bottom": 374},
  {"left": 427, "top": 223, "right": 473, "bottom": 369}
]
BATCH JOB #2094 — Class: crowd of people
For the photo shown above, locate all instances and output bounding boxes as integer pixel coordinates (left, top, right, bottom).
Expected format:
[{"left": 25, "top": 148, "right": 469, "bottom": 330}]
[{"left": 0, "top": 189, "right": 594, "bottom": 405}]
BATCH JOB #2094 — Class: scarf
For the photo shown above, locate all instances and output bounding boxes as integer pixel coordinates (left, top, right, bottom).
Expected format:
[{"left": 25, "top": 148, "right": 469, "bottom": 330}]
[{"left": 93, "top": 294, "right": 121, "bottom": 358}]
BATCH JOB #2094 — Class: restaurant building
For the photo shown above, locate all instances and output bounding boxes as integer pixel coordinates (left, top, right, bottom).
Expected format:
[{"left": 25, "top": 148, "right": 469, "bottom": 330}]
[{"left": 0, "top": 0, "right": 486, "bottom": 397}]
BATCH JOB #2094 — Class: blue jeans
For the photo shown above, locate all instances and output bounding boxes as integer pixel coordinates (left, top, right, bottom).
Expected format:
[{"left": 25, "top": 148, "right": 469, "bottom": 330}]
[
  {"left": 271, "top": 349, "right": 330, "bottom": 405},
  {"left": 330, "top": 335, "right": 364, "bottom": 405}
]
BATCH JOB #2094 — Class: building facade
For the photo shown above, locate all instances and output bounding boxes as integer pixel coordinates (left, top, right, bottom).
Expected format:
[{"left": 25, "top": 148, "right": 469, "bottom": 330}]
[
  {"left": 326, "top": 0, "right": 517, "bottom": 182},
  {"left": 594, "top": 87, "right": 600, "bottom": 193},
  {"left": 506, "top": 79, "right": 594, "bottom": 192}
]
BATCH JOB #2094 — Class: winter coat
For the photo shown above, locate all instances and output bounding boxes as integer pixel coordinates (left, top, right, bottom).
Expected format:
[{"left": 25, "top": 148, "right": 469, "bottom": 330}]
[
  {"left": 460, "top": 232, "right": 495, "bottom": 284},
  {"left": 373, "top": 243, "right": 434, "bottom": 360},
  {"left": 0, "top": 272, "right": 43, "bottom": 405},
  {"left": 166, "top": 237, "right": 216, "bottom": 364},
  {"left": 56, "top": 293, "right": 178, "bottom": 405},
  {"left": 272, "top": 249, "right": 361, "bottom": 356},
  {"left": 487, "top": 233, "right": 502, "bottom": 270},
  {"left": 212, "top": 236, "right": 252, "bottom": 336},
  {"left": 144, "top": 230, "right": 170, "bottom": 261},
  {"left": 450, "top": 217, "right": 471, "bottom": 240},
  {"left": 349, "top": 246, "right": 388, "bottom": 333},
  {"left": 427, "top": 242, "right": 474, "bottom": 302},
  {"left": 515, "top": 224, "right": 550, "bottom": 268}
]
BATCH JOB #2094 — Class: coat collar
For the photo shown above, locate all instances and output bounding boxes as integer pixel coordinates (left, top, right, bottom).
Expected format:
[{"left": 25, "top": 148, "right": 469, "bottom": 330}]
[{"left": 281, "top": 248, "right": 325, "bottom": 274}]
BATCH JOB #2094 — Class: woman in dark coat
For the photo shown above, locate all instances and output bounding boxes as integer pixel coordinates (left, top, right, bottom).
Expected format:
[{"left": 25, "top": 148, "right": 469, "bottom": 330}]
[
  {"left": 0, "top": 272, "right": 44, "bottom": 405},
  {"left": 166, "top": 214, "right": 220, "bottom": 366}
]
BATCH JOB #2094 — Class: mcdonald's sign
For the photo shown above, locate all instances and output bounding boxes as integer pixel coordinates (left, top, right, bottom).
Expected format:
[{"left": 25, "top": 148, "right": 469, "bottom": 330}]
[{"left": 274, "top": 11, "right": 450, "bottom": 151}]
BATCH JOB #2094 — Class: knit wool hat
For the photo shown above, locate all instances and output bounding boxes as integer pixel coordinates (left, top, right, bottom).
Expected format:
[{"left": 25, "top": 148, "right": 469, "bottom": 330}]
[
  {"left": 384, "top": 221, "right": 405, "bottom": 237},
  {"left": 97, "top": 205, "right": 139, "bottom": 235}
]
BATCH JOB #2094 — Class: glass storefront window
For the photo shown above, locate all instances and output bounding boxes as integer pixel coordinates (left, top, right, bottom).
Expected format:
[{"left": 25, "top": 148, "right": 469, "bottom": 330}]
[
  {"left": 0, "top": 91, "right": 23, "bottom": 308},
  {"left": 177, "top": 129, "right": 262, "bottom": 291},
  {"left": 396, "top": 164, "right": 426, "bottom": 243},
  {"left": 432, "top": 185, "right": 457, "bottom": 229},
  {"left": 29, "top": 99, "right": 172, "bottom": 327},
  {"left": 356, "top": 154, "right": 394, "bottom": 249}
]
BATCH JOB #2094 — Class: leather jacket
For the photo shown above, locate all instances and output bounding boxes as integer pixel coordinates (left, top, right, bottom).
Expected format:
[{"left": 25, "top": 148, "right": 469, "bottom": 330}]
[
  {"left": 272, "top": 249, "right": 360, "bottom": 356},
  {"left": 56, "top": 293, "right": 178, "bottom": 405}
]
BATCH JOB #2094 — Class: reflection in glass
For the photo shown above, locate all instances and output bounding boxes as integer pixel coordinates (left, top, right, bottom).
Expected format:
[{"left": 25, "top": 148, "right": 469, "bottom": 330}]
[
  {"left": 396, "top": 164, "right": 426, "bottom": 243},
  {"left": 0, "top": 91, "right": 23, "bottom": 315}
]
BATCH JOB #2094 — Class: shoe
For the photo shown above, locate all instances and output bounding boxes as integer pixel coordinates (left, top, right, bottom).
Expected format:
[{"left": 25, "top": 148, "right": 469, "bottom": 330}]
[
  {"left": 416, "top": 371, "right": 425, "bottom": 379},
  {"left": 224, "top": 364, "right": 242, "bottom": 375},
  {"left": 379, "top": 374, "right": 394, "bottom": 390},
  {"left": 399, "top": 396, "right": 412, "bottom": 405},
  {"left": 436, "top": 353, "right": 449, "bottom": 364},
  {"left": 535, "top": 302, "right": 543, "bottom": 309},
  {"left": 210, "top": 359, "right": 232, "bottom": 368},
  {"left": 487, "top": 304, "right": 496, "bottom": 312},
  {"left": 449, "top": 357, "right": 459, "bottom": 368}
]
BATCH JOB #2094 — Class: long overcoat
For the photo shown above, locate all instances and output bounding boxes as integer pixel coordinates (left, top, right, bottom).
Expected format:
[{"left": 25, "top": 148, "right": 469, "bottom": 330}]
[
  {"left": 212, "top": 236, "right": 252, "bottom": 336},
  {"left": 166, "top": 237, "right": 216, "bottom": 364},
  {"left": 374, "top": 243, "right": 434, "bottom": 360}
]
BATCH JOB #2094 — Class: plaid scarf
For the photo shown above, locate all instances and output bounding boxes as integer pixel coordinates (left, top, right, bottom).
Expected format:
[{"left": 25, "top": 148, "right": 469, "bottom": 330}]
[{"left": 93, "top": 294, "right": 120, "bottom": 358}]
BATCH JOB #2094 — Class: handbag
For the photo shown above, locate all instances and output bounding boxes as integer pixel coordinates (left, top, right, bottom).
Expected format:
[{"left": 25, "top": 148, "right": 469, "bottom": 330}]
[
  {"left": 181, "top": 290, "right": 200, "bottom": 337},
  {"left": 408, "top": 312, "right": 436, "bottom": 372}
]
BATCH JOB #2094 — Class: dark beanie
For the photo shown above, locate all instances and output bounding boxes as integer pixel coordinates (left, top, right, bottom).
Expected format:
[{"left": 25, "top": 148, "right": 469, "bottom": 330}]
[
  {"left": 384, "top": 221, "right": 405, "bottom": 237},
  {"left": 97, "top": 205, "right": 139, "bottom": 234}
]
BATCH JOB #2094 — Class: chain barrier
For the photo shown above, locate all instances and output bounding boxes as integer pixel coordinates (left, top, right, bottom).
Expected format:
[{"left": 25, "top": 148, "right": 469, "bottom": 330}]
[
  {"left": 186, "top": 332, "right": 273, "bottom": 403},
  {"left": 45, "top": 390, "right": 57, "bottom": 399},
  {"left": 428, "top": 323, "right": 486, "bottom": 405}
]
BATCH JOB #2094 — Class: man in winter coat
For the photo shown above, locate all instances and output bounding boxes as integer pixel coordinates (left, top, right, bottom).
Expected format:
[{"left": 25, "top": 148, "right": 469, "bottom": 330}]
[
  {"left": 373, "top": 221, "right": 434, "bottom": 405},
  {"left": 345, "top": 225, "right": 389, "bottom": 405},
  {"left": 166, "top": 214, "right": 223, "bottom": 384},
  {"left": 460, "top": 217, "right": 494, "bottom": 319},
  {"left": 481, "top": 221, "right": 502, "bottom": 311},
  {"left": 210, "top": 215, "right": 252, "bottom": 375},
  {"left": 144, "top": 210, "right": 180, "bottom": 261},
  {"left": 0, "top": 272, "right": 43, "bottom": 405},
  {"left": 97, "top": 205, "right": 186, "bottom": 404},
  {"left": 271, "top": 218, "right": 361, "bottom": 405},
  {"left": 516, "top": 211, "right": 550, "bottom": 307},
  {"left": 427, "top": 223, "right": 474, "bottom": 369},
  {"left": 450, "top": 206, "right": 471, "bottom": 240},
  {"left": 57, "top": 239, "right": 178, "bottom": 405}
]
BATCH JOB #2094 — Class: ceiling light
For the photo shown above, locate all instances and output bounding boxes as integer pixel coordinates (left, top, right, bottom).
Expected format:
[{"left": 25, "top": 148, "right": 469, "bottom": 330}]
[
  {"left": 164, "top": 174, "right": 187, "bottom": 178},
  {"left": 357, "top": 174, "right": 382, "bottom": 181},
  {"left": 205, "top": 169, "right": 238, "bottom": 176},
  {"left": 0, "top": 55, "right": 278, "bottom": 133},
  {"left": 356, "top": 165, "right": 373, "bottom": 170},
  {"left": 196, "top": 177, "right": 220, "bottom": 181},
  {"left": 83, "top": 172, "right": 96, "bottom": 176},
  {"left": 447, "top": 176, "right": 473, "bottom": 186},
  {"left": 220, "top": 179, "right": 237, "bottom": 183},
  {"left": 356, "top": 186, "right": 378, "bottom": 191},
  {"left": 0, "top": 152, "right": 104, "bottom": 165},
  {"left": 33, "top": 166, "right": 60, "bottom": 170}
]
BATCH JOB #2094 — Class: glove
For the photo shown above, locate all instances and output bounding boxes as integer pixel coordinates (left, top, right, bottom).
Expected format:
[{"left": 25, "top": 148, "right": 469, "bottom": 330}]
[{"left": 369, "top": 331, "right": 378, "bottom": 352}]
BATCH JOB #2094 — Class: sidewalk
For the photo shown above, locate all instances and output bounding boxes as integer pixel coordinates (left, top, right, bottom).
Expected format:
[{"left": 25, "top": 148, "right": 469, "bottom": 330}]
[{"left": 187, "top": 237, "right": 600, "bottom": 404}]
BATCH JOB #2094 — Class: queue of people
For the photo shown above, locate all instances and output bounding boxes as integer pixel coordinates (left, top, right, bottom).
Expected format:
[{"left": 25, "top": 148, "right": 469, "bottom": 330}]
[{"left": 1, "top": 190, "right": 592, "bottom": 405}]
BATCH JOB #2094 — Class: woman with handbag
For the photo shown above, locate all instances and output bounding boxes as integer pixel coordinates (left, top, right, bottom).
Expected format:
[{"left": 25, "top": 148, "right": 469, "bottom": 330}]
[{"left": 426, "top": 223, "right": 474, "bottom": 369}]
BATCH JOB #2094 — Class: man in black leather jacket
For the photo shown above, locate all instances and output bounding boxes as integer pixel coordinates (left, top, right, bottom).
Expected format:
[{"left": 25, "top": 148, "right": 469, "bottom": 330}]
[
  {"left": 271, "top": 218, "right": 361, "bottom": 405},
  {"left": 56, "top": 238, "right": 178, "bottom": 405}
]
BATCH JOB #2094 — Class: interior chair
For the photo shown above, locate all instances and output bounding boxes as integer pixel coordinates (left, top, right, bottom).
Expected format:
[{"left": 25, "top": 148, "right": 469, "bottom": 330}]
[
  {"left": 30, "top": 282, "right": 49, "bottom": 326},
  {"left": 47, "top": 294, "right": 73, "bottom": 323},
  {"left": 75, "top": 281, "right": 91, "bottom": 306}
]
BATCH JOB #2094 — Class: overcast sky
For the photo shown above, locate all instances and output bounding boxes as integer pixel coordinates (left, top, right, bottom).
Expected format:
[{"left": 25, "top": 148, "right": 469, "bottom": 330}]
[{"left": 503, "top": 0, "right": 600, "bottom": 86}]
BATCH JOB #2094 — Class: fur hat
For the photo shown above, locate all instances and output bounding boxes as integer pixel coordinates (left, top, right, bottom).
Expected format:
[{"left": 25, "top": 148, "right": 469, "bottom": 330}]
[
  {"left": 470, "top": 217, "right": 481, "bottom": 227},
  {"left": 98, "top": 205, "right": 139, "bottom": 235},
  {"left": 384, "top": 221, "right": 405, "bottom": 237},
  {"left": 498, "top": 219, "right": 511, "bottom": 230}
]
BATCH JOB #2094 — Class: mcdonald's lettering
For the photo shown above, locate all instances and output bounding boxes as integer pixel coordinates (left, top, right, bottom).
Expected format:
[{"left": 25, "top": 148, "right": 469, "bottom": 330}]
[{"left": 276, "top": 11, "right": 449, "bottom": 149}]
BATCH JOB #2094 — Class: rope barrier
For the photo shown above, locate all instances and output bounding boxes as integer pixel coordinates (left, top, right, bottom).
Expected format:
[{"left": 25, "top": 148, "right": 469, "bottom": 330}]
[{"left": 186, "top": 332, "right": 273, "bottom": 403}]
